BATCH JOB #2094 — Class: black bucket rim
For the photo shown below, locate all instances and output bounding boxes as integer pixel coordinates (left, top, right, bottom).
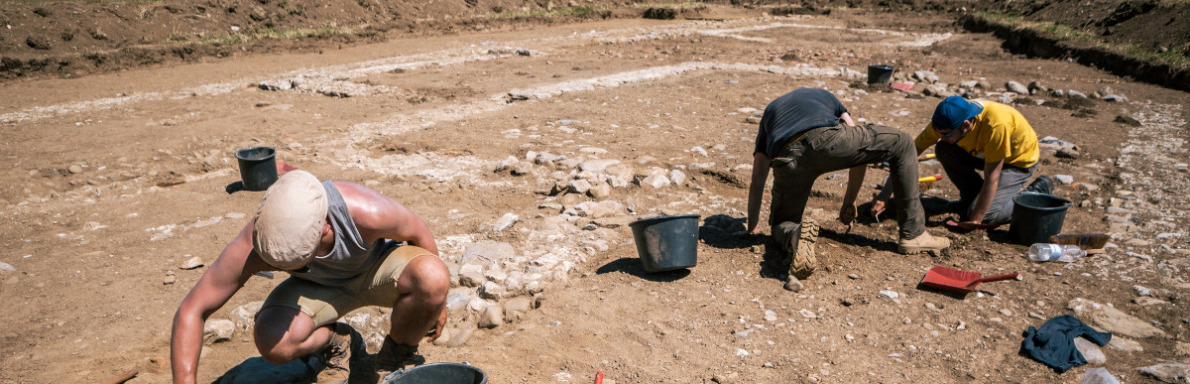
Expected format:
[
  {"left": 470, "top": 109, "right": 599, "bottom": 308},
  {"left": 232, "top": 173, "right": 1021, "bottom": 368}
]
[
  {"left": 1013, "top": 192, "right": 1072, "bottom": 212},
  {"left": 628, "top": 213, "right": 700, "bottom": 228},
  {"left": 867, "top": 64, "right": 895, "bottom": 71},
  {"left": 235, "top": 146, "right": 276, "bottom": 161},
  {"left": 388, "top": 362, "right": 487, "bottom": 383}
]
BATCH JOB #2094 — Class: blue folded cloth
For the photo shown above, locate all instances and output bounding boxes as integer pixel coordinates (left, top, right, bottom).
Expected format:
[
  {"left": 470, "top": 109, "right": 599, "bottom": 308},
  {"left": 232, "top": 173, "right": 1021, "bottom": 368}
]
[{"left": 1020, "top": 314, "right": 1112, "bottom": 373}]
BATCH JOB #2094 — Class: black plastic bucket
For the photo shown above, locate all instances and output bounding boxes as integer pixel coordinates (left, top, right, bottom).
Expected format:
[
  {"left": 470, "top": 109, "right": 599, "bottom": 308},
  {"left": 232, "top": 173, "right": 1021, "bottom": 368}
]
[
  {"left": 385, "top": 363, "right": 487, "bottom": 384},
  {"left": 235, "top": 147, "right": 278, "bottom": 191},
  {"left": 867, "top": 64, "right": 895, "bottom": 85},
  {"left": 629, "top": 214, "right": 699, "bottom": 273},
  {"left": 1009, "top": 193, "right": 1073, "bottom": 245}
]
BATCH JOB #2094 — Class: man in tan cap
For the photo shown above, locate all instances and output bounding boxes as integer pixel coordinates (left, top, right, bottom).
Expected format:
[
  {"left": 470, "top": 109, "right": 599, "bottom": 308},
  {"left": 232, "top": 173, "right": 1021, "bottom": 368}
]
[{"left": 170, "top": 169, "right": 449, "bottom": 384}]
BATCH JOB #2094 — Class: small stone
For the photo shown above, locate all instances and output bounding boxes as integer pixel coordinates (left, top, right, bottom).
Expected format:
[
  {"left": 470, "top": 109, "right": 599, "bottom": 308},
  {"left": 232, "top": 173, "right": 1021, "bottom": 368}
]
[
  {"left": 479, "top": 281, "right": 506, "bottom": 300},
  {"left": 1139, "top": 363, "right": 1190, "bottom": 384},
  {"left": 799, "top": 309, "right": 817, "bottom": 318},
  {"left": 203, "top": 319, "right": 236, "bottom": 344},
  {"left": 504, "top": 297, "right": 534, "bottom": 321},
  {"left": 181, "top": 256, "right": 204, "bottom": 270},
  {"left": 847, "top": 274, "right": 859, "bottom": 280},
  {"left": 1133, "top": 285, "right": 1152, "bottom": 296},
  {"left": 785, "top": 279, "right": 803, "bottom": 292},
  {"left": 588, "top": 183, "right": 612, "bottom": 199},
  {"left": 458, "top": 264, "right": 485, "bottom": 288},
  {"left": 1027, "top": 81, "right": 1047, "bottom": 94},
  {"left": 432, "top": 328, "right": 452, "bottom": 346},
  {"left": 163, "top": 275, "right": 177, "bottom": 285},
  {"left": 1107, "top": 336, "right": 1143, "bottom": 352},
  {"left": 0, "top": 262, "right": 15, "bottom": 273},
  {"left": 879, "top": 290, "right": 899, "bottom": 299},
  {"left": 493, "top": 213, "right": 519, "bottom": 232},
  {"left": 448, "top": 326, "right": 474, "bottom": 347},
  {"left": 764, "top": 310, "right": 778, "bottom": 322},
  {"left": 1073, "top": 337, "right": 1106, "bottom": 365},
  {"left": 478, "top": 306, "right": 503, "bottom": 328},
  {"left": 1068, "top": 90, "right": 1087, "bottom": 99},
  {"left": 1006, "top": 81, "right": 1029, "bottom": 95},
  {"left": 640, "top": 174, "right": 671, "bottom": 189},
  {"left": 568, "top": 179, "right": 592, "bottom": 195},
  {"left": 669, "top": 169, "right": 687, "bottom": 185}
]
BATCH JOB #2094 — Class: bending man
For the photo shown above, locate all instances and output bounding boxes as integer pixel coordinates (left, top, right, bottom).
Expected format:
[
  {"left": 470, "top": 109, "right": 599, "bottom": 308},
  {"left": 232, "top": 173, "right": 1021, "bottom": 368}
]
[
  {"left": 745, "top": 88, "right": 950, "bottom": 292},
  {"left": 171, "top": 170, "right": 449, "bottom": 384}
]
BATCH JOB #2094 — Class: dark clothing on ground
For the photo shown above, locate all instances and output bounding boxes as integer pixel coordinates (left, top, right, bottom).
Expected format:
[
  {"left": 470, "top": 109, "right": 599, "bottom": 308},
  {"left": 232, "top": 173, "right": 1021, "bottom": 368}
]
[
  {"left": 755, "top": 88, "right": 848, "bottom": 157},
  {"left": 1020, "top": 314, "right": 1112, "bottom": 373},
  {"left": 769, "top": 122, "right": 926, "bottom": 254},
  {"left": 935, "top": 141, "right": 1035, "bottom": 224}
]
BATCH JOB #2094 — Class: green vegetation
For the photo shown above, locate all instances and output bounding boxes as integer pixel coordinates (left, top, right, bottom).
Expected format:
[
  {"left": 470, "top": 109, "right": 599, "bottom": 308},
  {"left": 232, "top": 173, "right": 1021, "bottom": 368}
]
[
  {"left": 16, "top": 0, "right": 162, "bottom": 3},
  {"left": 191, "top": 26, "right": 347, "bottom": 46},
  {"left": 490, "top": 5, "right": 610, "bottom": 19},
  {"left": 632, "top": 2, "right": 707, "bottom": 10},
  {"left": 976, "top": 12, "right": 1189, "bottom": 69}
]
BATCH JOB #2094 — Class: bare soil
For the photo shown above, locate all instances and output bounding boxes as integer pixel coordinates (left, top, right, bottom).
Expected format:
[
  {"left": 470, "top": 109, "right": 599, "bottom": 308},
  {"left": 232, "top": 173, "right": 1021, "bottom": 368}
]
[{"left": 2, "top": 2, "right": 1189, "bottom": 384}]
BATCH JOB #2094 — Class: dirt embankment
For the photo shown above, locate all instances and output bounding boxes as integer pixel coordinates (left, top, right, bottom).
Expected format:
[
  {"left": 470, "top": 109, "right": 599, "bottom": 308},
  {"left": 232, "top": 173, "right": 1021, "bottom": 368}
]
[
  {"left": 0, "top": 0, "right": 625, "bottom": 80},
  {"left": 3, "top": 0, "right": 1189, "bottom": 91}
]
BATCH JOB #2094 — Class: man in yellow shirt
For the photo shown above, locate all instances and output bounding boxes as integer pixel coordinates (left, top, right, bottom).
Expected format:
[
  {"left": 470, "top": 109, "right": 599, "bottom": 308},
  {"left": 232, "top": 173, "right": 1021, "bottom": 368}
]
[{"left": 894, "top": 96, "right": 1049, "bottom": 229}]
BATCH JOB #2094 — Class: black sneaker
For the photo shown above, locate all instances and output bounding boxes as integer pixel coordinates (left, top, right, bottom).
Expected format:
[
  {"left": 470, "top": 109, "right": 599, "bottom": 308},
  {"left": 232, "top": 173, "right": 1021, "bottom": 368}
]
[{"left": 1025, "top": 175, "right": 1054, "bottom": 195}]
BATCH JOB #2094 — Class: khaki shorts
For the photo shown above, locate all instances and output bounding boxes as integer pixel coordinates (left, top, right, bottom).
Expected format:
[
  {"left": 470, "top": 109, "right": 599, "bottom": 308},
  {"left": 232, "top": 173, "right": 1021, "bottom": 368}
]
[{"left": 260, "top": 245, "right": 434, "bottom": 327}]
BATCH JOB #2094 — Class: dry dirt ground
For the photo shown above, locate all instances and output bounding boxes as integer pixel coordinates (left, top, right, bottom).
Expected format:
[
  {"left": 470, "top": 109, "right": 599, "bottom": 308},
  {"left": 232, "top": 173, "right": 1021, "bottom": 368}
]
[{"left": 2, "top": 5, "right": 1190, "bottom": 384}]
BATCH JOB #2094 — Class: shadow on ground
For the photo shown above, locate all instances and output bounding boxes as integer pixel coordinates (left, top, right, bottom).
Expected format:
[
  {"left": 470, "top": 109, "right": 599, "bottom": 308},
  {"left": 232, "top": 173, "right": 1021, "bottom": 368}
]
[
  {"left": 596, "top": 257, "right": 691, "bottom": 281},
  {"left": 213, "top": 349, "right": 395, "bottom": 384}
]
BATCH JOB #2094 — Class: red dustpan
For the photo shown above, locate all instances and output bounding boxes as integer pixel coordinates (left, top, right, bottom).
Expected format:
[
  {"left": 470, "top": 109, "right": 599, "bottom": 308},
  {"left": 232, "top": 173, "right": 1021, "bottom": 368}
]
[{"left": 920, "top": 266, "right": 1018, "bottom": 294}]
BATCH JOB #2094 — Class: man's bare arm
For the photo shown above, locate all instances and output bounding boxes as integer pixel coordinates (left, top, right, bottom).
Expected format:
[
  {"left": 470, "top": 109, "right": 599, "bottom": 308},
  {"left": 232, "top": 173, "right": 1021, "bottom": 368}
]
[
  {"left": 171, "top": 221, "right": 268, "bottom": 384},
  {"left": 336, "top": 181, "right": 439, "bottom": 255},
  {"left": 745, "top": 152, "right": 771, "bottom": 234}
]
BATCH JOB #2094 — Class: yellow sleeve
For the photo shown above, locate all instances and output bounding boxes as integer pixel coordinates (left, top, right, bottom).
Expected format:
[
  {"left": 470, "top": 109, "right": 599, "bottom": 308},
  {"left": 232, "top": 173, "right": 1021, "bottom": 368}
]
[{"left": 914, "top": 123, "right": 940, "bottom": 152}]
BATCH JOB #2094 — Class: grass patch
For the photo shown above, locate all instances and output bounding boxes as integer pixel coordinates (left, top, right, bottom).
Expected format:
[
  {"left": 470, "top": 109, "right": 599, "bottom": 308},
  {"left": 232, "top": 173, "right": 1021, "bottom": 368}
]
[
  {"left": 490, "top": 6, "right": 610, "bottom": 19},
  {"left": 976, "top": 11, "right": 1189, "bottom": 69},
  {"left": 193, "top": 26, "right": 347, "bottom": 46},
  {"left": 16, "top": 0, "right": 162, "bottom": 3},
  {"left": 632, "top": 2, "right": 707, "bottom": 10}
]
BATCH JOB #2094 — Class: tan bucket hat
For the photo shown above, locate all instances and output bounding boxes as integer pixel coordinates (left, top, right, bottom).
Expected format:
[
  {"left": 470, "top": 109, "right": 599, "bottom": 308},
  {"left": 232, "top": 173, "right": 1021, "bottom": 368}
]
[{"left": 252, "top": 170, "right": 328, "bottom": 270}]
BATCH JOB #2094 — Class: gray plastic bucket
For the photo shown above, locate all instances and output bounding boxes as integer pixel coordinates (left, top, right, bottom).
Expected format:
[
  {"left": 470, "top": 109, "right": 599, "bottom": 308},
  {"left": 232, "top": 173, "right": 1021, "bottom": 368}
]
[
  {"left": 1009, "top": 193, "right": 1072, "bottom": 245},
  {"left": 867, "top": 64, "right": 895, "bottom": 85},
  {"left": 629, "top": 214, "right": 699, "bottom": 273},
  {"left": 385, "top": 363, "right": 487, "bottom": 384},
  {"left": 235, "top": 147, "right": 278, "bottom": 191}
]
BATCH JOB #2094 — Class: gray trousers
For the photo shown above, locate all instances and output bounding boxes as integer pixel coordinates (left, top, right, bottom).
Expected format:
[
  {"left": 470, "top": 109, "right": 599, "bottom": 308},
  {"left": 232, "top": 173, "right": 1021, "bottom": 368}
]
[
  {"left": 934, "top": 141, "right": 1035, "bottom": 224},
  {"left": 769, "top": 123, "right": 926, "bottom": 255}
]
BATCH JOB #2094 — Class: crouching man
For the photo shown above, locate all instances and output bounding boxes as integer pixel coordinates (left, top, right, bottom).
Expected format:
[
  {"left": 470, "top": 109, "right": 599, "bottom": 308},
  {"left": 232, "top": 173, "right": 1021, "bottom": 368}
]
[
  {"left": 744, "top": 88, "right": 950, "bottom": 291},
  {"left": 171, "top": 170, "right": 449, "bottom": 383}
]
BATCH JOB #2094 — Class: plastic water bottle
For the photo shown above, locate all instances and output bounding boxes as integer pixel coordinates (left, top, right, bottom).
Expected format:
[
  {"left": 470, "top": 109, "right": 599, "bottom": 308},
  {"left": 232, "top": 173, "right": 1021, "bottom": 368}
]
[{"left": 1027, "top": 243, "right": 1086, "bottom": 263}]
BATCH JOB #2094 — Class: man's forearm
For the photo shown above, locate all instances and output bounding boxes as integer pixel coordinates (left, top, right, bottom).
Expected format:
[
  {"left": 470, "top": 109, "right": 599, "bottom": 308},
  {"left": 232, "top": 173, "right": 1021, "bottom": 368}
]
[
  {"left": 171, "top": 311, "right": 205, "bottom": 384},
  {"left": 746, "top": 155, "right": 770, "bottom": 232},
  {"left": 843, "top": 166, "right": 865, "bottom": 205}
]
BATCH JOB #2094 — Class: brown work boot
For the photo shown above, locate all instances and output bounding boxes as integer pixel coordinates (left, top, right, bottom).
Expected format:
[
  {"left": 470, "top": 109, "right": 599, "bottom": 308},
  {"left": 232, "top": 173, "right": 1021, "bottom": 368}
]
[
  {"left": 317, "top": 322, "right": 363, "bottom": 384},
  {"left": 374, "top": 336, "right": 423, "bottom": 383},
  {"left": 789, "top": 219, "right": 819, "bottom": 280},
  {"left": 898, "top": 231, "right": 951, "bottom": 256}
]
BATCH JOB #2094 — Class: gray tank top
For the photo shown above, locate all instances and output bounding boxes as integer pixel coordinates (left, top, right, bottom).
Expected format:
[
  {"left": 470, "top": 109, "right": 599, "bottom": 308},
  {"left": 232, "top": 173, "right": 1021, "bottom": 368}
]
[{"left": 291, "top": 181, "right": 398, "bottom": 286}]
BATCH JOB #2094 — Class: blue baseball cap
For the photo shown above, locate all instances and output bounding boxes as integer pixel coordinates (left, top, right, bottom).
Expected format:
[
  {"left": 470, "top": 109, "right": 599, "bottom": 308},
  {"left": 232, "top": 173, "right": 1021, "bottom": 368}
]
[{"left": 932, "top": 96, "right": 983, "bottom": 131}]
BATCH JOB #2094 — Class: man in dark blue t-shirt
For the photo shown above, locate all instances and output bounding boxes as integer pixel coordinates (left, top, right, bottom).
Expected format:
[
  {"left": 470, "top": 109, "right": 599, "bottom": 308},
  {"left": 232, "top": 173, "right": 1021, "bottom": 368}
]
[{"left": 744, "top": 88, "right": 950, "bottom": 291}]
